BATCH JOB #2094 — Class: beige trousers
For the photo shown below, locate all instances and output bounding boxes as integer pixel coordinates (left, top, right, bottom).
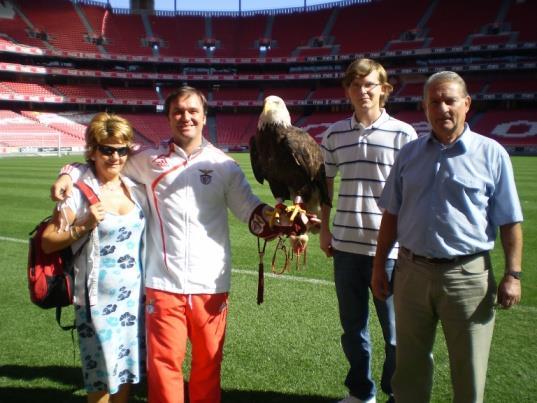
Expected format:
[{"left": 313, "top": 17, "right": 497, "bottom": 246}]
[{"left": 392, "top": 249, "right": 496, "bottom": 403}]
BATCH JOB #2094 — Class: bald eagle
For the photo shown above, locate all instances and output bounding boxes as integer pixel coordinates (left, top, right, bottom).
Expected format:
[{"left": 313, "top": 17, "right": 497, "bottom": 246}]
[{"left": 249, "top": 95, "right": 331, "bottom": 227}]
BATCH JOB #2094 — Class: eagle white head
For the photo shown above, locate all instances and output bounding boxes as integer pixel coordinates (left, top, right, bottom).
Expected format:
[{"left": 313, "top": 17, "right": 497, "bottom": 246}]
[{"left": 257, "top": 95, "right": 292, "bottom": 130}]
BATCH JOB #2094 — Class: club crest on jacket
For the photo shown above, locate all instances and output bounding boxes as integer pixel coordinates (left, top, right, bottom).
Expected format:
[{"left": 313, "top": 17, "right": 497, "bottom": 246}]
[{"left": 199, "top": 169, "right": 213, "bottom": 185}]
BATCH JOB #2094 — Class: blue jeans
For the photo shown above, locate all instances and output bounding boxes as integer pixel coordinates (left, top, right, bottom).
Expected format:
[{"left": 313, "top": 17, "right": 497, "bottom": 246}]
[{"left": 333, "top": 249, "right": 396, "bottom": 401}]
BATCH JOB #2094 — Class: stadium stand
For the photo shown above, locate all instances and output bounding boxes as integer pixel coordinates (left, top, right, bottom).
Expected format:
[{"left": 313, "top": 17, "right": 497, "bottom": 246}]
[
  {"left": 386, "top": 39, "right": 427, "bottom": 51},
  {"left": 1, "top": 81, "right": 59, "bottom": 96},
  {"left": 425, "top": 0, "right": 504, "bottom": 48},
  {"left": 54, "top": 83, "right": 109, "bottom": 99},
  {"left": 20, "top": 110, "right": 86, "bottom": 144},
  {"left": 269, "top": 8, "right": 332, "bottom": 57},
  {"left": 472, "top": 108, "right": 537, "bottom": 146},
  {"left": 506, "top": 0, "right": 537, "bottom": 42},
  {"left": 211, "top": 15, "right": 267, "bottom": 58},
  {"left": 98, "top": 12, "right": 150, "bottom": 55},
  {"left": 262, "top": 87, "right": 311, "bottom": 102},
  {"left": 331, "top": 0, "right": 430, "bottom": 54},
  {"left": 297, "top": 46, "right": 334, "bottom": 57},
  {"left": 15, "top": 0, "right": 100, "bottom": 53},
  {"left": 299, "top": 111, "right": 350, "bottom": 141},
  {"left": 212, "top": 88, "right": 261, "bottom": 102},
  {"left": 148, "top": 14, "right": 206, "bottom": 58},
  {"left": 107, "top": 86, "right": 159, "bottom": 101},
  {"left": 0, "top": 109, "right": 80, "bottom": 148},
  {"left": 487, "top": 77, "right": 537, "bottom": 95},
  {"left": 215, "top": 113, "right": 258, "bottom": 146},
  {"left": 310, "top": 86, "right": 345, "bottom": 101},
  {"left": 0, "top": 1, "right": 48, "bottom": 48},
  {"left": 393, "top": 110, "right": 430, "bottom": 137},
  {"left": 395, "top": 83, "right": 423, "bottom": 98},
  {"left": 469, "top": 33, "right": 512, "bottom": 46},
  {"left": 77, "top": 1, "right": 109, "bottom": 47},
  {"left": 120, "top": 112, "right": 171, "bottom": 144},
  {"left": 0, "top": 0, "right": 535, "bottom": 154}
]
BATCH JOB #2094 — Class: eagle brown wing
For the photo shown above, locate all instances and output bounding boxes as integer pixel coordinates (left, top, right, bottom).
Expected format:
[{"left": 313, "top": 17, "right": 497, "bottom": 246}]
[
  {"left": 251, "top": 124, "right": 330, "bottom": 207},
  {"left": 281, "top": 126, "right": 323, "bottom": 181},
  {"left": 281, "top": 126, "right": 331, "bottom": 208},
  {"left": 249, "top": 135, "right": 265, "bottom": 184}
]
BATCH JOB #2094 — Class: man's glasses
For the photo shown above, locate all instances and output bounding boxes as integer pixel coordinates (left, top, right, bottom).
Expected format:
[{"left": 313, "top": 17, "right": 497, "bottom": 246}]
[
  {"left": 351, "top": 82, "right": 381, "bottom": 91},
  {"left": 96, "top": 144, "right": 130, "bottom": 157}
]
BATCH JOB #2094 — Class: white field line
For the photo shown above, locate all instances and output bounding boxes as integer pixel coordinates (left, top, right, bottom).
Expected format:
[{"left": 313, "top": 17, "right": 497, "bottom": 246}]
[
  {"left": 234, "top": 267, "right": 537, "bottom": 315},
  {"left": 0, "top": 236, "right": 27, "bottom": 244},
  {"left": 233, "top": 267, "right": 334, "bottom": 286},
  {"left": 3, "top": 235, "right": 536, "bottom": 314}
]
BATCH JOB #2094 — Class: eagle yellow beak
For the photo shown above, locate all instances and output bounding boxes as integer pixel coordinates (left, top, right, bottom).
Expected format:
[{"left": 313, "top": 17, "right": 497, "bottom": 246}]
[{"left": 262, "top": 101, "right": 272, "bottom": 115}]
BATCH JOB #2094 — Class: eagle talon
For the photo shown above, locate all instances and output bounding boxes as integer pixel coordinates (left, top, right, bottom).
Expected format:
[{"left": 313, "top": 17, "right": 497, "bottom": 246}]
[
  {"left": 269, "top": 210, "right": 280, "bottom": 228},
  {"left": 269, "top": 203, "right": 287, "bottom": 228},
  {"left": 286, "top": 204, "right": 306, "bottom": 222}
]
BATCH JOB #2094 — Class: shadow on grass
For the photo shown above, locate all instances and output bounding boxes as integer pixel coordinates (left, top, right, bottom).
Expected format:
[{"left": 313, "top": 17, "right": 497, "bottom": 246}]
[
  {"left": 0, "top": 388, "right": 147, "bottom": 403},
  {"left": 222, "top": 390, "right": 335, "bottom": 402},
  {"left": 0, "top": 364, "right": 81, "bottom": 386},
  {"left": 0, "top": 387, "right": 84, "bottom": 403},
  {"left": 0, "top": 365, "right": 335, "bottom": 403},
  {"left": 0, "top": 365, "right": 146, "bottom": 402}
]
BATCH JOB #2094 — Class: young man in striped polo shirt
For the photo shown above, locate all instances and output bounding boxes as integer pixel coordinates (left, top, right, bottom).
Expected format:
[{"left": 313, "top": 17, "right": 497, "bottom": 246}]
[{"left": 320, "top": 58, "right": 417, "bottom": 403}]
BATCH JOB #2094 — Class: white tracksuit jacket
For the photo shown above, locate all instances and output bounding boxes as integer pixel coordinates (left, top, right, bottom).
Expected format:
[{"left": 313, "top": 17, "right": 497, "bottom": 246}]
[{"left": 66, "top": 139, "right": 261, "bottom": 295}]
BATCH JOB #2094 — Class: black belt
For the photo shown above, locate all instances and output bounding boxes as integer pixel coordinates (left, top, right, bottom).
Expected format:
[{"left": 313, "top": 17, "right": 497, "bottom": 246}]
[{"left": 401, "top": 247, "right": 484, "bottom": 265}]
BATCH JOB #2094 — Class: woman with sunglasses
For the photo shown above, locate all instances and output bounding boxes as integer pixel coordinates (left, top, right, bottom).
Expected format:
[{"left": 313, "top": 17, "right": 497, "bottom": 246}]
[{"left": 42, "top": 112, "right": 148, "bottom": 403}]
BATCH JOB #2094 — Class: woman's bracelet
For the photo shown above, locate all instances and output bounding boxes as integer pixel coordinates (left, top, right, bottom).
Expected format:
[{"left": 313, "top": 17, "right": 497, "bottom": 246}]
[{"left": 70, "top": 225, "right": 82, "bottom": 240}]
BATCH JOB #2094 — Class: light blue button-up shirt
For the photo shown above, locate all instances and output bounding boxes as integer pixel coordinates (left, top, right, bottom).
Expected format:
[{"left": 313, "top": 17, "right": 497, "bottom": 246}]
[{"left": 379, "top": 124, "right": 523, "bottom": 258}]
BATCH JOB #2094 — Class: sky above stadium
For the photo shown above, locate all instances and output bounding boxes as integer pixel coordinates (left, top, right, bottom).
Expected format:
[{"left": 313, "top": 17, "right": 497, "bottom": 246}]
[{"left": 103, "top": 0, "right": 340, "bottom": 12}]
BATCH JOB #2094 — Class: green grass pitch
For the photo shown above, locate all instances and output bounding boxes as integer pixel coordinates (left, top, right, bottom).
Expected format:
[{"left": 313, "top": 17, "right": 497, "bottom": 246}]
[{"left": 0, "top": 154, "right": 535, "bottom": 402}]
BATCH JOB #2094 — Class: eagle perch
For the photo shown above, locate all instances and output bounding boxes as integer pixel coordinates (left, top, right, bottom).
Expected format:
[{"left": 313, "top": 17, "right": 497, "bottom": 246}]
[{"left": 249, "top": 95, "right": 331, "bottom": 228}]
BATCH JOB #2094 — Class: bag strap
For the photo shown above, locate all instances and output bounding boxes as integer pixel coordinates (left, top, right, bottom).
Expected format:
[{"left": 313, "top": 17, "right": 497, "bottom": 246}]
[
  {"left": 55, "top": 306, "right": 75, "bottom": 331},
  {"left": 74, "top": 181, "right": 100, "bottom": 205},
  {"left": 56, "top": 306, "right": 77, "bottom": 364},
  {"left": 54, "top": 181, "right": 99, "bottom": 332}
]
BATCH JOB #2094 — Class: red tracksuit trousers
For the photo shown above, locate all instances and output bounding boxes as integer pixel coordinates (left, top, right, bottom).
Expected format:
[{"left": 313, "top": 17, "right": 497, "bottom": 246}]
[{"left": 145, "top": 288, "right": 228, "bottom": 403}]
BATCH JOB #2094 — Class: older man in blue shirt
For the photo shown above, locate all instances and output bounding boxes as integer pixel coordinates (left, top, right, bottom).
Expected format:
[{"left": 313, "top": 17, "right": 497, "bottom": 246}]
[{"left": 371, "top": 71, "right": 523, "bottom": 403}]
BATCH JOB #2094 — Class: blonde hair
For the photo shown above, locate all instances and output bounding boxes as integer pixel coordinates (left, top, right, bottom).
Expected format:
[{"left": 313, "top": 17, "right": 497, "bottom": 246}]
[
  {"left": 342, "top": 58, "right": 393, "bottom": 107},
  {"left": 84, "top": 112, "right": 134, "bottom": 164}
]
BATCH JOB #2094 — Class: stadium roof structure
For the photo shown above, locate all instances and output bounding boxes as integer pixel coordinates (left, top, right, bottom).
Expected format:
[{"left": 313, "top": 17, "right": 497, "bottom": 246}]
[{"left": 82, "top": 0, "right": 370, "bottom": 16}]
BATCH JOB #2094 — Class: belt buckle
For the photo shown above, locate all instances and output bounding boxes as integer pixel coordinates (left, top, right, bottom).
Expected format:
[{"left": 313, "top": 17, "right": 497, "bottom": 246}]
[
  {"left": 406, "top": 248, "right": 455, "bottom": 264},
  {"left": 427, "top": 256, "right": 455, "bottom": 264}
]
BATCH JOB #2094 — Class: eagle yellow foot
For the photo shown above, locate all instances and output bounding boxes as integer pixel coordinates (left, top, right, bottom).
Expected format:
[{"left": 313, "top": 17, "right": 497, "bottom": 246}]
[
  {"left": 286, "top": 203, "right": 306, "bottom": 222},
  {"left": 269, "top": 203, "right": 287, "bottom": 228}
]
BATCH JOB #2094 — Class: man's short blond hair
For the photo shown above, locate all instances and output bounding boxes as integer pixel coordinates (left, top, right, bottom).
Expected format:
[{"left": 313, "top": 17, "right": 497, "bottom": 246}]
[{"left": 342, "top": 58, "right": 393, "bottom": 107}]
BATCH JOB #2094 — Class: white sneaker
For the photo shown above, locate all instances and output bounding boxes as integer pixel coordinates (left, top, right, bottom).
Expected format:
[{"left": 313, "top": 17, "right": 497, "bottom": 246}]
[{"left": 337, "top": 395, "right": 376, "bottom": 403}]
